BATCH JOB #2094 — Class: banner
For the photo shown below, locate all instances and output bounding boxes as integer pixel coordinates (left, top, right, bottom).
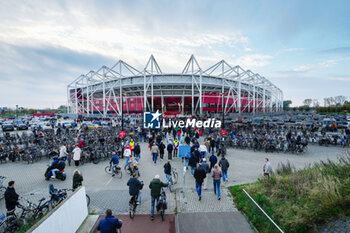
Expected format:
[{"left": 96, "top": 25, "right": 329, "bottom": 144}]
[{"left": 178, "top": 145, "right": 191, "bottom": 158}]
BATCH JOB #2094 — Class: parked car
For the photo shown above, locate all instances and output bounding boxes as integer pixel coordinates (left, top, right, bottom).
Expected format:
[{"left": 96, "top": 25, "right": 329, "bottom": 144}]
[{"left": 2, "top": 123, "right": 15, "bottom": 131}]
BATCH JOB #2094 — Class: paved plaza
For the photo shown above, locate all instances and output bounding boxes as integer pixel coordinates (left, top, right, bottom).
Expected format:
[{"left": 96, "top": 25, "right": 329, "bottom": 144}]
[{"left": 0, "top": 139, "right": 347, "bottom": 232}]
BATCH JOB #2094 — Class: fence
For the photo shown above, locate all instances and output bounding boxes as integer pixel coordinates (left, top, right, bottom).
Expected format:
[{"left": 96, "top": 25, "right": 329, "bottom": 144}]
[{"left": 242, "top": 189, "right": 284, "bottom": 233}]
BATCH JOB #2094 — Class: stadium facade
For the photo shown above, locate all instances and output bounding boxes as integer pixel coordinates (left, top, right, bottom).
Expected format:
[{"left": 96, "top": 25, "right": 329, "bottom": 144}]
[{"left": 67, "top": 55, "right": 283, "bottom": 117}]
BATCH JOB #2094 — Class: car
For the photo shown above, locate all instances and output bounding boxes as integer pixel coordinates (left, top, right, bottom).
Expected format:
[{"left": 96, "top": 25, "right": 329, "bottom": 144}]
[
  {"left": 13, "top": 120, "right": 28, "bottom": 130},
  {"left": 242, "top": 118, "right": 249, "bottom": 124},
  {"left": 276, "top": 120, "right": 284, "bottom": 125},
  {"left": 83, "top": 122, "right": 99, "bottom": 129},
  {"left": 252, "top": 118, "right": 262, "bottom": 126},
  {"left": 2, "top": 123, "right": 15, "bottom": 131},
  {"left": 295, "top": 120, "right": 303, "bottom": 125}
]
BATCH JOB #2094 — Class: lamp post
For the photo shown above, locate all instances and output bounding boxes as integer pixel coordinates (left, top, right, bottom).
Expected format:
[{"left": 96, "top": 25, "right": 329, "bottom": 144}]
[
  {"left": 221, "top": 93, "right": 224, "bottom": 129},
  {"left": 16, "top": 105, "right": 18, "bottom": 119}
]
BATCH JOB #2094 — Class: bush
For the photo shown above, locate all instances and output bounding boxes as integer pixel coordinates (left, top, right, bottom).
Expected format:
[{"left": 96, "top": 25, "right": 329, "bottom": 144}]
[{"left": 230, "top": 152, "right": 350, "bottom": 233}]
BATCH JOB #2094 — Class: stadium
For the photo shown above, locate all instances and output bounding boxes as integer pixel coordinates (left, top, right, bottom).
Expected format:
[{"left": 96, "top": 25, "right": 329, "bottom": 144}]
[{"left": 67, "top": 55, "right": 283, "bottom": 117}]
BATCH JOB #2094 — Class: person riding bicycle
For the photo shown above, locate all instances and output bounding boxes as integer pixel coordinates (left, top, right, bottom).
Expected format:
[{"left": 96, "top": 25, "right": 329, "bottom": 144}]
[
  {"left": 97, "top": 209, "right": 122, "bottom": 233},
  {"left": 109, "top": 152, "right": 120, "bottom": 177},
  {"left": 127, "top": 173, "right": 143, "bottom": 205}
]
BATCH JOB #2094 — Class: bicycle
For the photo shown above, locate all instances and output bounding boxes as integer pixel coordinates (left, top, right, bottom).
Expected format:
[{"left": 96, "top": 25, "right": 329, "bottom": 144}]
[
  {"left": 27, "top": 197, "right": 51, "bottom": 220},
  {"left": 168, "top": 168, "right": 178, "bottom": 193},
  {"left": 105, "top": 164, "right": 123, "bottom": 178},
  {"left": 157, "top": 189, "right": 167, "bottom": 221},
  {"left": 0, "top": 176, "right": 6, "bottom": 199},
  {"left": 129, "top": 195, "right": 138, "bottom": 219}
]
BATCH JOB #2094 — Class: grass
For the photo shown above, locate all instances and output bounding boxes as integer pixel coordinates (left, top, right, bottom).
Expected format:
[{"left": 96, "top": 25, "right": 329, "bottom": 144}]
[{"left": 230, "top": 151, "right": 350, "bottom": 233}]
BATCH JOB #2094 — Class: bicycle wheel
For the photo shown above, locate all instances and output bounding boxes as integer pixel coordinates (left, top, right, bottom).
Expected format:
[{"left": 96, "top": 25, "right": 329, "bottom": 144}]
[
  {"left": 116, "top": 169, "right": 123, "bottom": 179},
  {"left": 86, "top": 194, "right": 90, "bottom": 207},
  {"left": 92, "top": 156, "right": 100, "bottom": 164},
  {"left": 160, "top": 209, "right": 165, "bottom": 221},
  {"left": 35, "top": 206, "right": 49, "bottom": 219},
  {"left": 169, "top": 182, "right": 175, "bottom": 193},
  {"left": 172, "top": 172, "right": 178, "bottom": 185},
  {"left": 129, "top": 206, "right": 135, "bottom": 219},
  {"left": 105, "top": 165, "right": 112, "bottom": 174}
]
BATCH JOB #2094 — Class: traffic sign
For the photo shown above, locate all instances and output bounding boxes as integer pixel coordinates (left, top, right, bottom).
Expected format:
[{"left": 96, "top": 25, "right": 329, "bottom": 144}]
[
  {"left": 119, "top": 131, "right": 126, "bottom": 138},
  {"left": 220, "top": 129, "right": 227, "bottom": 136}
]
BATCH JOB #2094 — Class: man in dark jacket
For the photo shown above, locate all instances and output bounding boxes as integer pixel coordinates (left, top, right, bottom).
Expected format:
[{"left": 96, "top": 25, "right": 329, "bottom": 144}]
[
  {"left": 158, "top": 141, "right": 165, "bottom": 160},
  {"left": 164, "top": 161, "right": 172, "bottom": 183},
  {"left": 5, "top": 181, "right": 19, "bottom": 216},
  {"left": 201, "top": 158, "right": 210, "bottom": 190},
  {"left": 218, "top": 156, "right": 230, "bottom": 183},
  {"left": 149, "top": 175, "right": 168, "bottom": 220},
  {"left": 127, "top": 173, "right": 143, "bottom": 204},
  {"left": 189, "top": 153, "right": 198, "bottom": 176},
  {"left": 193, "top": 164, "right": 206, "bottom": 201},
  {"left": 210, "top": 137, "right": 215, "bottom": 153},
  {"left": 97, "top": 209, "right": 122, "bottom": 233},
  {"left": 167, "top": 142, "right": 173, "bottom": 160},
  {"left": 134, "top": 143, "right": 141, "bottom": 162},
  {"left": 209, "top": 153, "right": 218, "bottom": 172},
  {"left": 185, "top": 135, "right": 191, "bottom": 145}
]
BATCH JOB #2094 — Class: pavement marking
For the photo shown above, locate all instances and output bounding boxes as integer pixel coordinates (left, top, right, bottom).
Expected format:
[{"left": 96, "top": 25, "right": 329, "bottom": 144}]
[{"left": 105, "top": 177, "right": 113, "bottom": 186}]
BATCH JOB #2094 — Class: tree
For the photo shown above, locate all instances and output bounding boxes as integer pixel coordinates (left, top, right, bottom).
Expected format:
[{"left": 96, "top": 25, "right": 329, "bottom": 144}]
[
  {"left": 283, "top": 100, "right": 292, "bottom": 110},
  {"left": 334, "top": 95, "right": 347, "bottom": 106},
  {"left": 312, "top": 99, "right": 319, "bottom": 108},
  {"left": 303, "top": 99, "right": 312, "bottom": 107}
]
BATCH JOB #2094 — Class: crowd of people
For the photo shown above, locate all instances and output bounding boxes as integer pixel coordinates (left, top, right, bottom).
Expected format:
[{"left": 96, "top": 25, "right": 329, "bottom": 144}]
[{"left": 2, "top": 117, "right": 278, "bottom": 233}]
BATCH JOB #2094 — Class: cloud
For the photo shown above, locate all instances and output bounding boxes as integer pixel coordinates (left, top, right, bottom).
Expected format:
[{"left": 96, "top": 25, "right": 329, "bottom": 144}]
[
  {"left": 276, "top": 48, "right": 304, "bottom": 55},
  {"left": 320, "top": 47, "right": 350, "bottom": 54},
  {"left": 235, "top": 54, "right": 273, "bottom": 68}
]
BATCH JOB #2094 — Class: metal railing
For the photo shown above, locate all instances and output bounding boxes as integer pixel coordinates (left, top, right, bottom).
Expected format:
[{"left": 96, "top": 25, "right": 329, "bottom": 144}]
[{"left": 243, "top": 189, "right": 284, "bottom": 233}]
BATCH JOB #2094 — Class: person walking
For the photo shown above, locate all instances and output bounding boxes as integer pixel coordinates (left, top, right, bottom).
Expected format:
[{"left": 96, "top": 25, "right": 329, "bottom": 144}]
[
  {"left": 199, "top": 143, "right": 207, "bottom": 161},
  {"left": 211, "top": 164, "right": 222, "bottom": 200},
  {"left": 72, "top": 145, "right": 82, "bottom": 166},
  {"left": 159, "top": 141, "right": 165, "bottom": 160},
  {"left": 5, "top": 181, "right": 19, "bottom": 216},
  {"left": 97, "top": 209, "right": 122, "bottom": 233},
  {"left": 167, "top": 141, "right": 173, "bottom": 160},
  {"left": 218, "top": 156, "right": 230, "bottom": 183},
  {"left": 263, "top": 158, "right": 272, "bottom": 178},
  {"left": 151, "top": 143, "right": 159, "bottom": 165},
  {"left": 123, "top": 145, "right": 131, "bottom": 169},
  {"left": 210, "top": 137, "right": 215, "bottom": 153},
  {"left": 209, "top": 152, "right": 218, "bottom": 172},
  {"left": 201, "top": 158, "right": 210, "bottom": 190},
  {"left": 193, "top": 163, "right": 206, "bottom": 201},
  {"left": 173, "top": 139, "right": 179, "bottom": 157},
  {"left": 164, "top": 161, "right": 172, "bottom": 183},
  {"left": 72, "top": 170, "right": 83, "bottom": 190},
  {"left": 134, "top": 143, "right": 141, "bottom": 162},
  {"left": 189, "top": 152, "right": 198, "bottom": 176},
  {"left": 149, "top": 175, "right": 168, "bottom": 220}
]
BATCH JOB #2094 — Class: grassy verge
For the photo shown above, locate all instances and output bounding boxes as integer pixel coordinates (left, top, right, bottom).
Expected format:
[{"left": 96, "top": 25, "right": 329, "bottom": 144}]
[{"left": 230, "top": 152, "right": 350, "bottom": 233}]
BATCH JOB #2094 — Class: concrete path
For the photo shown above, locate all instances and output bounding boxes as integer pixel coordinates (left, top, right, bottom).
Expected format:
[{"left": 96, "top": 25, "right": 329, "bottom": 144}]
[
  {"left": 91, "top": 214, "right": 176, "bottom": 233},
  {"left": 178, "top": 212, "right": 255, "bottom": 233}
]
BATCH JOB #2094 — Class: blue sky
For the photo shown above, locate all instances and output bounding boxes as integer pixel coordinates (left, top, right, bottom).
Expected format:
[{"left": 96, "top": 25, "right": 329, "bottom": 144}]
[{"left": 0, "top": 0, "right": 349, "bottom": 108}]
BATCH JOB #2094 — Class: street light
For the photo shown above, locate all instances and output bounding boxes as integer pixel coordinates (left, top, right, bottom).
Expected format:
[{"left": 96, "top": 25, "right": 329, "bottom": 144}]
[
  {"left": 16, "top": 105, "right": 18, "bottom": 119},
  {"left": 221, "top": 93, "right": 225, "bottom": 129},
  {"left": 121, "top": 93, "right": 127, "bottom": 131}
]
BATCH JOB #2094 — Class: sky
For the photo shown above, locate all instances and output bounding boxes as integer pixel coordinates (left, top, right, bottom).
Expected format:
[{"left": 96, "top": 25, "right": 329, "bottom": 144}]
[{"left": 0, "top": 0, "right": 349, "bottom": 108}]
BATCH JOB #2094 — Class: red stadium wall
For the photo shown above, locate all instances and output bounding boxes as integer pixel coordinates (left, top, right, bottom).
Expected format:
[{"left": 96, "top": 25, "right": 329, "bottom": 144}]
[{"left": 75, "top": 93, "right": 264, "bottom": 114}]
